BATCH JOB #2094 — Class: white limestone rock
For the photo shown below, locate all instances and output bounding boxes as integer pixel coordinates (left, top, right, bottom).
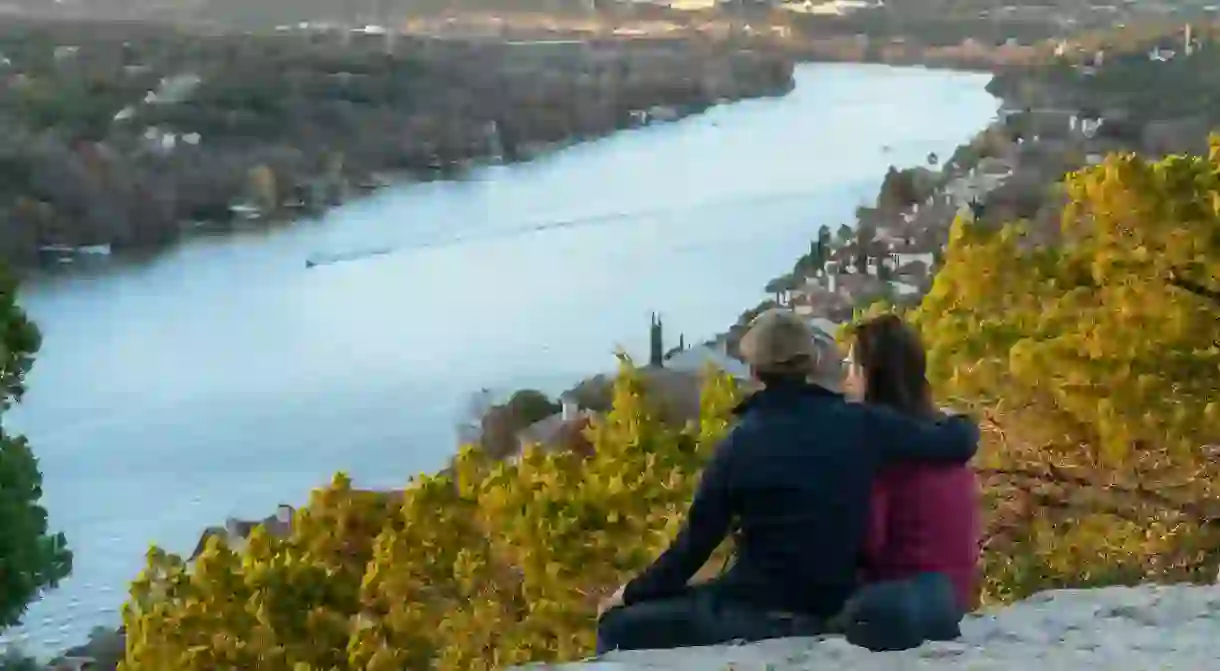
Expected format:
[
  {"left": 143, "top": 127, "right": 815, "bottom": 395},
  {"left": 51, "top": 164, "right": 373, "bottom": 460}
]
[{"left": 523, "top": 585, "right": 1220, "bottom": 670}]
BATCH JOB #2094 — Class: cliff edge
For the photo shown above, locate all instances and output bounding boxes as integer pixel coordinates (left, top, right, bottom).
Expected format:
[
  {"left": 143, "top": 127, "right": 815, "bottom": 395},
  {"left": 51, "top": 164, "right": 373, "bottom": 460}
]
[{"left": 524, "top": 584, "right": 1220, "bottom": 670}]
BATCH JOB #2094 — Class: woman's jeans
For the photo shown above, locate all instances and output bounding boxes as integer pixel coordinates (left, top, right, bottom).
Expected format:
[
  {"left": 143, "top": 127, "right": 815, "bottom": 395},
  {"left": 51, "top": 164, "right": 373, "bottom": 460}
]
[
  {"left": 596, "top": 572, "right": 962, "bottom": 654},
  {"left": 834, "top": 571, "right": 964, "bottom": 652}
]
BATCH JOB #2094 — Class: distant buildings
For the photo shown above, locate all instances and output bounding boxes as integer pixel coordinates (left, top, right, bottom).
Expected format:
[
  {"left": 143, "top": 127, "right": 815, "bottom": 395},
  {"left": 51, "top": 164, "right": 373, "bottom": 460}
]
[
  {"left": 514, "top": 392, "right": 595, "bottom": 455},
  {"left": 665, "top": 340, "right": 751, "bottom": 380},
  {"left": 780, "top": 0, "right": 880, "bottom": 15},
  {"left": 189, "top": 505, "right": 294, "bottom": 561},
  {"left": 512, "top": 316, "right": 758, "bottom": 457}
]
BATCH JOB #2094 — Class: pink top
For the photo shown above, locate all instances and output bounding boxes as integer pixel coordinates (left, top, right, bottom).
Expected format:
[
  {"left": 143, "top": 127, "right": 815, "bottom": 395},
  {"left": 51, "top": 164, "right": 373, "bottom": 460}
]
[{"left": 862, "top": 464, "right": 982, "bottom": 610}]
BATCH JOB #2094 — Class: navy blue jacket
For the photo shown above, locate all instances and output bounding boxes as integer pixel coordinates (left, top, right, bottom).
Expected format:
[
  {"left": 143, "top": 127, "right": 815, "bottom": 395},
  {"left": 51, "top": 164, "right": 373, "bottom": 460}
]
[{"left": 621, "top": 381, "right": 980, "bottom": 618}]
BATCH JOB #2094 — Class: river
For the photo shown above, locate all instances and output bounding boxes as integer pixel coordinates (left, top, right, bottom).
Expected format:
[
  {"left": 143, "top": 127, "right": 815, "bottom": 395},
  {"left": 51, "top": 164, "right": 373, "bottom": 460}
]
[{"left": 2, "top": 63, "right": 997, "bottom": 656}]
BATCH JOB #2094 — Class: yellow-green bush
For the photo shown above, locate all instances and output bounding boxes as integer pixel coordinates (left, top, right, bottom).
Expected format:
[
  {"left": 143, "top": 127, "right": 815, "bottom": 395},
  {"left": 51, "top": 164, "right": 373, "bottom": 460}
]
[{"left": 121, "top": 143, "right": 1220, "bottom": 668}]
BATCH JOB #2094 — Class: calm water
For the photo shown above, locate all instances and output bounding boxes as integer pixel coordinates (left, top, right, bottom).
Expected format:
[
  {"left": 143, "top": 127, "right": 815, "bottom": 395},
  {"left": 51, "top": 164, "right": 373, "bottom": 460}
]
[{"left": 3, "top": 63, "right": 997, "bottom": 655}]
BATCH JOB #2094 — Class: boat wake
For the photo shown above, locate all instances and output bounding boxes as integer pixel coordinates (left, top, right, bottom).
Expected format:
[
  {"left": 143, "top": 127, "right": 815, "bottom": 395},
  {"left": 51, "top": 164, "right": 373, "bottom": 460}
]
[{"left": 303, "top": 187, "right": 834, "bottom": 270}]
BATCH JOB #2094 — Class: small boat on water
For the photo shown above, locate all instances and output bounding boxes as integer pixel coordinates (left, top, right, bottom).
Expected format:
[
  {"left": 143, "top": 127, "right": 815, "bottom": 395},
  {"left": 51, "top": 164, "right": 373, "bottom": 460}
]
[{"left": 305, "top": 247, "right": 393, "bottom": 269}]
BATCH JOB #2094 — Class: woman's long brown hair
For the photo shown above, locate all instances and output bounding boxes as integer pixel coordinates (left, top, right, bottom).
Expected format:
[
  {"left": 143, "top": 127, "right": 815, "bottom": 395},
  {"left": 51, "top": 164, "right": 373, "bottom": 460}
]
[{"left": 850, "top": 314, "right": 937, "bottom": 420}]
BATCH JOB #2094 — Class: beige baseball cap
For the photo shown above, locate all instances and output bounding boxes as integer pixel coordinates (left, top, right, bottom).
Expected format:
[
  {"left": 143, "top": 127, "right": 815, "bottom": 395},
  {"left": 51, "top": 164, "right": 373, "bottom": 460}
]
[{"left": 739, "top": 308, "right": 843, "bottom": 391}]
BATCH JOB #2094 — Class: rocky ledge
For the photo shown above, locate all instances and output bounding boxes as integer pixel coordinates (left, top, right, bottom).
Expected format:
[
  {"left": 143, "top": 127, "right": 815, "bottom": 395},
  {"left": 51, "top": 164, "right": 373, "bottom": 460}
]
[{"left": 532, "top": 585, "right": 1220, "bottom": 670}]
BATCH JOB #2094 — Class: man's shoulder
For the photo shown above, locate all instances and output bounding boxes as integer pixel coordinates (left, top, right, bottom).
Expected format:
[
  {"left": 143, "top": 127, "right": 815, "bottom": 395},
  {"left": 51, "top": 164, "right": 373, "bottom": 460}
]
[{"left": 732, "top": 393, "right": 858, "bottom": 441}]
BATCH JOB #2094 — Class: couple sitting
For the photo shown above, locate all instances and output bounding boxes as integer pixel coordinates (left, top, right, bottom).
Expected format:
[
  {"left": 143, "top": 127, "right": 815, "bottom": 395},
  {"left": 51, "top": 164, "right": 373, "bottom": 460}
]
[{"left": 596, "top": 310, "right": 980, "bottom": 653}]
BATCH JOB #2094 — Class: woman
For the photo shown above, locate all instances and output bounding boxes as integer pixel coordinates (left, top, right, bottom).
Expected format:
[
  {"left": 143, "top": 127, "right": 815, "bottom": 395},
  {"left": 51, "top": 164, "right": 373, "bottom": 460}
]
[{"left": 844, "top": 314, "right": 981, "bottom": 612}]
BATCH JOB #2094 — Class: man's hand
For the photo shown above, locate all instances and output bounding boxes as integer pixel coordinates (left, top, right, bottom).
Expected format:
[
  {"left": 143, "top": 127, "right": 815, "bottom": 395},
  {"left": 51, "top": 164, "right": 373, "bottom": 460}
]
[{"left": 598, "top": 584, "right": 626, "bottom": 617}]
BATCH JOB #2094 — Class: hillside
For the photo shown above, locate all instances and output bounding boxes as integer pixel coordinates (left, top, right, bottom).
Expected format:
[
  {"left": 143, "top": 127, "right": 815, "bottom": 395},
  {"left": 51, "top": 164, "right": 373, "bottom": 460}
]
[{"left": 0, "top": 18, "right": 792, "bottom": 265}]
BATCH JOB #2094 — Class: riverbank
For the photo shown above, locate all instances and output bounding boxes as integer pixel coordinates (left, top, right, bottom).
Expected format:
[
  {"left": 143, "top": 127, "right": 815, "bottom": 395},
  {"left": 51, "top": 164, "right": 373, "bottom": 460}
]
[{"left": 0, "top": 18, "right": 793, "bottom": 268}]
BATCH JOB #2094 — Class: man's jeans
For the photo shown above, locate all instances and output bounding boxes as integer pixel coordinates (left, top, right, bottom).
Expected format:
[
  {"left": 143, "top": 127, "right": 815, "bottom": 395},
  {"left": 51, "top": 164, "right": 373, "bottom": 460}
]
[
  {"left": 596, "top": 572, "right": 963, "bottom": 655},
  {"left": 596, "top": 585, "right": 827, "bottom": 654}
]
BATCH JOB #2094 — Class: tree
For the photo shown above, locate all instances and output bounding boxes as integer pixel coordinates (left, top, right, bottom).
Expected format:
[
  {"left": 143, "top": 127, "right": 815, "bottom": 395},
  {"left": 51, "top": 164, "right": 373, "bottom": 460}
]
[
  {"left": 913, "top": 142, "right": 1220, "bottom": 604},
  {"left": 854, "top": 223, "right": 876, "bottom": 275},
  {"left": 474, "top": 389, "right": 562, "bottom": 459},
  {"left": 457, "top": 388, "right": 494, "bottom": 446},
  {"left": 835, "top": 223, "right": 853, "bottom": 244},
  {"left": 791, "top": 228, "right": 834, "bottom": 277},
  {"left": 816, "top": 224, "right": 832, "bottom": 267},
  {"left": 763, "top": 273, "right": 799, "bottom": 299},
  {"left": 877, "top": 253, "right": 893, "bottom": 281},
  {"left": 877, "top": 166, "right": 918, "bottom": 212},
  {"left": 504, "top": 389, "right": 560, "bottom": 427},
  {"left": 0, "top": 268, "right": 70, "bottom": 629},
  {"left": 474, "top": 390, "right": 560, "bottom": 461}
]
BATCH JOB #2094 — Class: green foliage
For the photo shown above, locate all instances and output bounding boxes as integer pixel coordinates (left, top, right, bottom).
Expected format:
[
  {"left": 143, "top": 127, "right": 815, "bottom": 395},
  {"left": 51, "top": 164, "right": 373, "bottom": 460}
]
[
  {"left": 877, "top": 166, "right": 919, "bottom": 212},
  {"left": 790, "top": 226, "right": 833, "bottom": 277},
  {"left": 763, "top": 273, "right": 800, "bottom": 296},
  {"left": 120, "top": 361, "right": 743, "bottom": 670},
  {"left": 854, "top": 224, "right": 876, "bottom": 274},
  {"left": 835, "top": 223, "right": 853, "bottom": 243},
  {"left": 0, "top": 268, "right": 70, "bottom": 629},
  {"left": 504, "top": 390, "right": 561, "bottom": 427},
  {"left": 477, "top": 390, "right": 561, "bottom": 460}
]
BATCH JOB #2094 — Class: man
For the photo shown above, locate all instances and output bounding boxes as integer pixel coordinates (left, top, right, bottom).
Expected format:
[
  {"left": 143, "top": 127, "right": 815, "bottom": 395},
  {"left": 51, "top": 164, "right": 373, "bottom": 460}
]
[{"left": 595, "top": 308, "right": 979, "bottom": 653}]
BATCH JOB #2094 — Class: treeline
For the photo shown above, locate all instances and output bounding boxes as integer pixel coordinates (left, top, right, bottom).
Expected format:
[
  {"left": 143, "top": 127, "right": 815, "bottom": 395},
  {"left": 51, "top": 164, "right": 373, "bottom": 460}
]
[
  {"left": 0, "top": 19, "right": 793, "bottom": 265},
  {"left": 990, "top": 22, "right": 1220, "bottom": 128},
  {"left": 107, "top": 139, "right": 1220, "bottom": 669}
]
